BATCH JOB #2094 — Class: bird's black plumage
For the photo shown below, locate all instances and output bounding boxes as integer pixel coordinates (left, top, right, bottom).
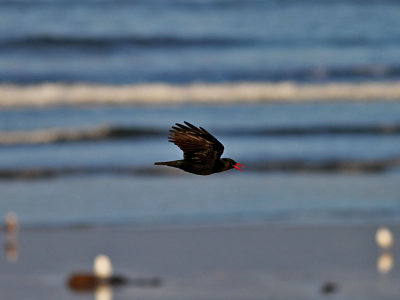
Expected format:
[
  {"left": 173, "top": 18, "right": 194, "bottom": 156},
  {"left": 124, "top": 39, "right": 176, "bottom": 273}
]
[{"left": 155, "top": 121, "right": 244, "bottom": 175}]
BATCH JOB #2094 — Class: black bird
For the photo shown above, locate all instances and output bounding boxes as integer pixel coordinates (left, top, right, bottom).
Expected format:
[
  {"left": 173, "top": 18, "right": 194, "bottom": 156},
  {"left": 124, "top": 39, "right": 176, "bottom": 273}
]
[{"left": 155, "top": 121, "right": 244, "bottom": 175}]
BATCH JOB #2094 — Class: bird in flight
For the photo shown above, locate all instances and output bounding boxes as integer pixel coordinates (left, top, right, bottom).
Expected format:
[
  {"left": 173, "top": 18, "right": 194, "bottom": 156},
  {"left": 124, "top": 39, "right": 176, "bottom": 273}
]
[{"left": 155, "top": 121, "right": 244, "bottom": 175}]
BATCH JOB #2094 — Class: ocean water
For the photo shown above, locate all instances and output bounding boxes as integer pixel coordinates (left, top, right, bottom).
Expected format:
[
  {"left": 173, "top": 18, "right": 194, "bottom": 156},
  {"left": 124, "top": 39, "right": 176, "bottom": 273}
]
[
  {"left": 1, "top": 0, "right": 400, "bottom": 227},
  {"left": 1, "top": 102, "right": 400, "bottom": 227},
  {"left": 1, "top": 0, "right": 400, "bottom": 84}
]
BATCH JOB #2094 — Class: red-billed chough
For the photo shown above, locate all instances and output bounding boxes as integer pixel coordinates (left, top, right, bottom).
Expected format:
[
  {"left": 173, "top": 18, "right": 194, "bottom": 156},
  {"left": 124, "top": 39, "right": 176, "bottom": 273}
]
[{"left": 155, "top": 121, "right": 244, "bottom": 175}]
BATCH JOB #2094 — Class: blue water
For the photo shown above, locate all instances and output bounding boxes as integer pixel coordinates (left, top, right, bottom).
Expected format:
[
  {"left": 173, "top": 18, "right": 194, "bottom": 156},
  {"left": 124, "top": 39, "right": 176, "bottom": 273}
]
[
  {"left": 1, "top": 173, "right": 400, "bottom": 227},
  {"left": 1, "top": 101, "right": 400, "bottom": 168},
  {"left": 1, "top": 0, "right": 400, "bottom": 83},
  {"left": 1, "top": 102, "right": 400, "bottom": 227},
  {"left": 1, "top": 0, "right": 400, "bottom": 228}
]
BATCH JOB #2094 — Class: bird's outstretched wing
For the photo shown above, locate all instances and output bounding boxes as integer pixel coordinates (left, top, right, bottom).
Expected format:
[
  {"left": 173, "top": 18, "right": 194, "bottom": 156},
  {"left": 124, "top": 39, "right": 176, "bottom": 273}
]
[{"left": 168, "top": 121, "right": 224, "bottom": 164}]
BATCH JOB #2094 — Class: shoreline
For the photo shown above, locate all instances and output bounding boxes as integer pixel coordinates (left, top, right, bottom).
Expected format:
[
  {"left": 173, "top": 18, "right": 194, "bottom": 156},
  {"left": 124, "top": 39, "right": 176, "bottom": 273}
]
[{"left": 15, "top": 218, "right": 400, "bottom": 233}]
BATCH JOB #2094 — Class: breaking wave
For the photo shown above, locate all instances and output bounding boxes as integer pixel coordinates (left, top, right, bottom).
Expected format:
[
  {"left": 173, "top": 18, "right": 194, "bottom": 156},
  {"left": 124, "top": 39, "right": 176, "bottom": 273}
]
[
  {"left": 0, "top": 126, "right": 162, "bottom": 145},
  {"left": 1, "top": 123, "right": 400, "bottom": 146},
  {"left": 0, "top": 81, "right": 400, "bottom": 108}
]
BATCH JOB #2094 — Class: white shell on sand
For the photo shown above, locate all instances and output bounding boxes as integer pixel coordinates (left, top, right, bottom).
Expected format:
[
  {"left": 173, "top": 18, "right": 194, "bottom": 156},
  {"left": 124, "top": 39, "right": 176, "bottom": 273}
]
[
  {"left": 94, "top": 255, "right": 113, "bottom": 279},
  {"left": 375, "top": 227, "right": 394, "bottom": 249}
]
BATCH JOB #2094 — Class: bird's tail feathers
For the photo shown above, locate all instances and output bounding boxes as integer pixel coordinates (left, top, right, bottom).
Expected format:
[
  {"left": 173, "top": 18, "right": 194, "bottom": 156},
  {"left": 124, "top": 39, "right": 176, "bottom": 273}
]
[{"left": 154, "top": 160, "right": 181, "bottom": 167}]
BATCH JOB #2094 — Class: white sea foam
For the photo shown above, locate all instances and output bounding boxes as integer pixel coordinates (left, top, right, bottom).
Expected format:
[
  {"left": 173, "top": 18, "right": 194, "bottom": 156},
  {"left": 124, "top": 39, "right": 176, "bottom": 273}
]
[
  {"left": 0, "top": 127, "right": 109, "bottom": 145},
  {"left": 0, "top": 81, "right": 400, "bottom": 108},
  {"left": 1, "top": 123, "right": 400, "bottom": 146}
]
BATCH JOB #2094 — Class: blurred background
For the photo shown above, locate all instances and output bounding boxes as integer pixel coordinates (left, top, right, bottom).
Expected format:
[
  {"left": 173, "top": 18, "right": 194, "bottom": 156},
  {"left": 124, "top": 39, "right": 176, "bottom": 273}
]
[
  {"left": 1, "top": 0, "right": 399, "bottom": 227},
  {"left": 0, "top": 0, "right": 400, "bottom": 299}
]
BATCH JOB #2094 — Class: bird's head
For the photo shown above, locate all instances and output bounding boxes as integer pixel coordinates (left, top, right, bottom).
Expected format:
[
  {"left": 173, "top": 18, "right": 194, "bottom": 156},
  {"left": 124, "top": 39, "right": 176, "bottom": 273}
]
[{"left": 221, "top": 158, "right": 245, "bottom": 172}]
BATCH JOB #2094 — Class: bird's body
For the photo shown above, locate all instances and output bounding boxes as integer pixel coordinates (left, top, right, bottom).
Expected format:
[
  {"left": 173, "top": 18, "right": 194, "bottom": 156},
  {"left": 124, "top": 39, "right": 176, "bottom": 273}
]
[
  {"left": 155, "top": 158, "right": 236, "bottom": 175},
  {"left": 155, "top": 122, "right": 243, "bottom": 175}
]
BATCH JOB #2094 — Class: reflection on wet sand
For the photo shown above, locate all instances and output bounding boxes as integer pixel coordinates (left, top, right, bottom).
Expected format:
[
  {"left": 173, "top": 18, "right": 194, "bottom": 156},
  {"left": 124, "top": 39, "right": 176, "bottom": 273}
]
[
  {"left": 4, "top": 212, "right": 19, "bottom": 263},
  {"left": 95, "top": 284, "right": 113, "bottom": 300},
  {"left": 376, "top": 227, "right": 395, "bottom": 275},
  {"left": 5, "top": 239, "right": 18, "bottom": 263},
  {"left": 377, "top": 252, "right": 394, "bottom": 275}
]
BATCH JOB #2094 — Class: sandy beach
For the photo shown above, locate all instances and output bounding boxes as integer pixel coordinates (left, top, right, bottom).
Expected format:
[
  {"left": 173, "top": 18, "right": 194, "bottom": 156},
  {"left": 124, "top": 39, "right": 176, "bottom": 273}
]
[{"left": 1, "top": 223, "right": 399, "bottom": 300}]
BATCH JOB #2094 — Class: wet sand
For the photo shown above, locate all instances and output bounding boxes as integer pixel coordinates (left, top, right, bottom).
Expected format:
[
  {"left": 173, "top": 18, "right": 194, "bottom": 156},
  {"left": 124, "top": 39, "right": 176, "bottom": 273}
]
[{"left": 0, "top": 223, "right": 399, "bottom": 300}]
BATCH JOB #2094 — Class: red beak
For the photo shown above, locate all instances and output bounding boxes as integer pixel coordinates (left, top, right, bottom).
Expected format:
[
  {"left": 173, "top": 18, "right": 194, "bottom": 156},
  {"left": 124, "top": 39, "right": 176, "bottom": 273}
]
[{"left": 233, "top": 163, "right": 245, "bottom": 172}]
